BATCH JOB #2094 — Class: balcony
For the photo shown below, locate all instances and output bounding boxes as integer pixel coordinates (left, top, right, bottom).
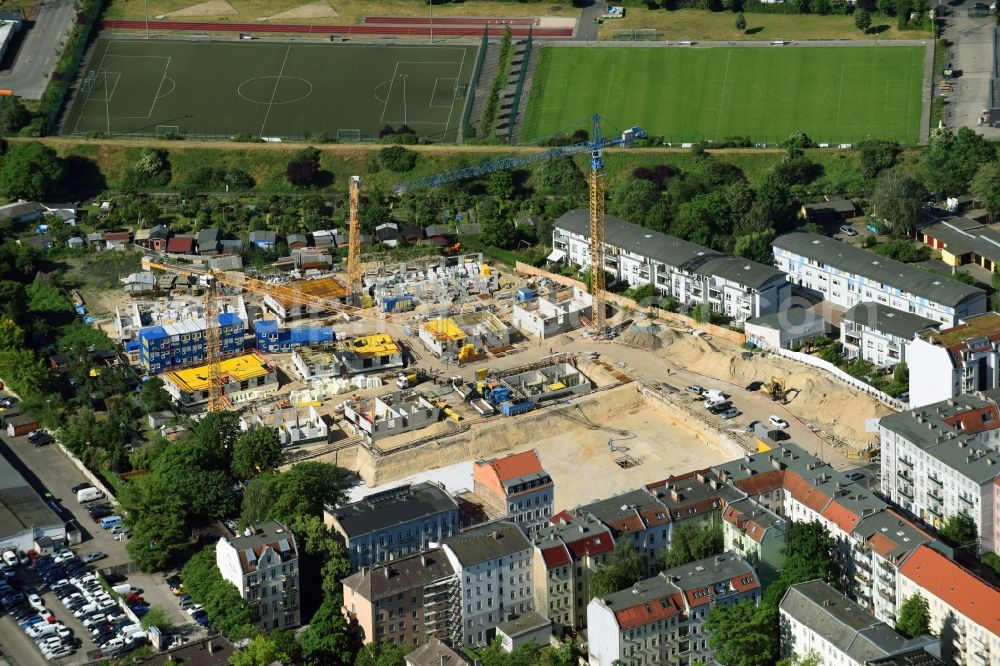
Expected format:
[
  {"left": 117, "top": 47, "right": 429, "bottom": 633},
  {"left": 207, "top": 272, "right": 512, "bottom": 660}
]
[
  {"left": 928, "top": 490, "right": 943, "bottom": 503},
  {"left": 959, "top": 494, "right": 974, "bottom": 506},
  {"left": 854, "top": 571, "right": 870, "bottom": 584},
  {"left": 898, "top": 458, "right": 913, "bottom": 468},
  {"left": 855, "top": 559, "right": 872, "bottom": 573},
  {"left": 898, "top": 487, "right": 913, "bottom": 500},
  {"left": 927, "top": 506, "right": 942, "bottom": 518},
  {"left": 844, "top": 335, "right": 861, "bottom": 347},
  {"left": 878, "top": 560, "right": 895, "bottom": 572},
  {"left": 878, "top": 589, "right": 894, "bottom": 602},
  {"left": 897, "top": 471, "right": 913, "bottom": 483},
  {"left": 928, "top": 475, "right": 943, "bottom": 487}
]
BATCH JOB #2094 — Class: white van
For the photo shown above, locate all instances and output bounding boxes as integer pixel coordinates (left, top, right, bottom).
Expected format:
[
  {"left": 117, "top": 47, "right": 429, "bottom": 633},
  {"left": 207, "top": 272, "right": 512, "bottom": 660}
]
[
  {"left": 76, "top": 487, "right": 104, "bottom": 503},
  {"left": 112, "top": 584, "right": 139, "bottom": 596}
]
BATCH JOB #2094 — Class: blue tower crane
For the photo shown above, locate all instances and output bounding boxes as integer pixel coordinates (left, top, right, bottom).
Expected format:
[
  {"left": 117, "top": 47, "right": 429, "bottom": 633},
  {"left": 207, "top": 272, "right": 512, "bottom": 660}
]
[{"left": 393, "top": 114, "right": 647, "bottom": 333}]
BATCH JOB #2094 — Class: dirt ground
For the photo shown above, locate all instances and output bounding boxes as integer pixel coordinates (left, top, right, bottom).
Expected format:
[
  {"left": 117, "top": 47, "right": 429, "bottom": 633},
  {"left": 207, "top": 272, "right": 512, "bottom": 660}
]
[
  {"left": 267, "top": 0, "right": 337, "bottom": 20},
  {"left": 166, "top": 0, "right": 236, "bottom": 17}
]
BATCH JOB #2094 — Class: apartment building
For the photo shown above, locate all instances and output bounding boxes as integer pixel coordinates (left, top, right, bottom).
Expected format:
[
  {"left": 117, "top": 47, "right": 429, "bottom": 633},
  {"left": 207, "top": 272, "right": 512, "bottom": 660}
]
[
  {"left": 779, "top": 580, "right": 937, "bottom": 666},
  {"left": 908, "top": 313, "right": 1000, "bottom": 407},
  {"left": 898, "top": 545, "right": 1000, "bottom": 666},
  {"left": 253, "top": 320, "right": 334, "bottom": 353},
  {"left": 878, "top": 395, "right": 1000, "bottom": 552},
  {"left": 325, "top": 482, "right": 460, "bottom": 570},
  {"left": 841, "top": 302, "right": 940, "bottom": 369},
  {"left": 138, "top": 312, "right": 244, "bottom": 374},
  {"left": 291, "top": 334, "right": 403, "bottom": 379},
  {"left": 721, "top": 497, "right": 788, "bottom": 585},
  {"left": 341, "top": 548, "right": 458, "bottom": 646},
  {"left": 215, "top": 521, "right": 300, "bottom": 631},
  {"left": 262, "top": 275, "right": 351, "bottom": 324},
  {"left": 552, "top": 209, "right": 789, "bottom": 322},
  {"left": 586, "top": 551, "right": 760, "bottom": 666},
  {"left": 163, "top": 352, "right": 279, "bottom": 410},
  {"left": 442, "top": 521, "right": 534, "bottom": 648},
  {"left": 532, "top": 513, "right": 615, "bottom": 631},
  {"left": 772, "top": 232, "right": 986, "bottom": 327},
  {"left": 473, "top": 450, "right": 554, "bottom": 536}
]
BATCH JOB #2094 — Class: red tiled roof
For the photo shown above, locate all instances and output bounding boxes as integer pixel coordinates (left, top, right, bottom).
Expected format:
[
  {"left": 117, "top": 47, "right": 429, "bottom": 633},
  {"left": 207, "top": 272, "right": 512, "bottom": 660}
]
[
  {"left": 490, "top": 450, "right": 544, "bottom": 482},
  {"left": 899, "top": 545, "right": 1000, "bottom": 635},
  {"left": 730, "top": 573, "right": 760, "bottom": 595},
  {"left": 685, "top": 588, "right": 713, "bottom": 608},
  {"left": 614, "top": 593, "right": 683, "bottom": 630},
  {"left": 540, "top": 544, "right": 571, "bottom": 568},
  {"left": 609, "top": 515, "right": 645, "bottom": 534},
  {"left": 732, "top": 470, "right": 785, "bottom": 496},
  {"left": 942, "top": 405, "right": 1000, "bottom": 434},
  {"left": 565, "top": 530, "right": 613, "bottom": 559},
  {"left": 167, "top": 237, "right": 194, "bottom": 253},
  {"left": 550, "top": 510, "right": 574, "bottom": 525},
  {"left": 639, "top": 507, "right": 672, "bottom": 527},
  {"left": 821, "top": 500, "right": 861, "bottom": 533},
  {"left": 782, "top": 470, "right": 832, "bottom": 515},
  {"left": 104, "top": 231, "right": 131, "bottom": 241},
  {"left": 869, "top": 533, "right": 898, "bottom": 559}
]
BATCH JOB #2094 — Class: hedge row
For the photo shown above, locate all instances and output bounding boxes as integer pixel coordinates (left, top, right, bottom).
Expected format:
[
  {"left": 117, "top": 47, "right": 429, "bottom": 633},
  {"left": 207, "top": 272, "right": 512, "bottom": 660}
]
[{"left": 479, "top": 27, "right": 513, "bottom": 139}]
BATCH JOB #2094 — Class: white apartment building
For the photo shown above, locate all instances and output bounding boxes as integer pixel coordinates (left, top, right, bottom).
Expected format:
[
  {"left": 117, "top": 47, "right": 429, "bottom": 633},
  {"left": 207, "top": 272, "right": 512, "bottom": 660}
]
[
  {"left": 441, "top": 521, "right": 534, "bottom": 648},
  {"left": 780, "top": 580, "right": 937, "bottom": 666},
  {"left": 772, "top": 233, "right": 986, "bottom": 327},
  {"left": 878, "top": 395, "right": 1000, "bottom": 553},
  {"left": 908, "top": 313, "right": 1000, "bottom": 408},
  {"left": 898, "top": 545, "right": 1000, "bottom": 666},
  {"left": 552, "top": 210, "right": 790, "bottom": 322},
  {"left": 841, "top": 302, "right": 940, "bottom": 369},
  {"left": 586, "top": 551, "right": 760, "bottom": 666},
  {"left": 216, "top": 521, "right": 300, "bottom": 631}
]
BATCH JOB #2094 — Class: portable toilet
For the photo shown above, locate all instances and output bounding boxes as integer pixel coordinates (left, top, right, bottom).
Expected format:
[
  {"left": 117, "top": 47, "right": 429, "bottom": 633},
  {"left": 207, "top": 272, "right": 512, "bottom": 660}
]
[{"left": 515, "top": 287, "right": 535, "bottom": 303}]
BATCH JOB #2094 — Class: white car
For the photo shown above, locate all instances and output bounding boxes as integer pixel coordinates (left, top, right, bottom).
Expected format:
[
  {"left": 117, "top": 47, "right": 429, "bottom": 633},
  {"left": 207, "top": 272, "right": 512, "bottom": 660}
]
[
  {"left": 185, "top": 603, "right": 205, "bottom": 616},
  {"left": 1, "top": 551, "right": 17, "bottom": 567},
  {"left": 27, "top": 593, "right": 45, "bottom": 612},
  {"left": 768, "top": 415, "right": 790, "bottom": 429}
]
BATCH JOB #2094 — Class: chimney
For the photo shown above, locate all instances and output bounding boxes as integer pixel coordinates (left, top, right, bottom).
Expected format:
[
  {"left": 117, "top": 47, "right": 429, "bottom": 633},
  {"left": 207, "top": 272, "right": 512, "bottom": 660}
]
[
  {"left": 384, "top": 567, "right": 391, "bottom": 578},
  {"left": 421, "top": 554, "right": 429, "bottom": 566}
]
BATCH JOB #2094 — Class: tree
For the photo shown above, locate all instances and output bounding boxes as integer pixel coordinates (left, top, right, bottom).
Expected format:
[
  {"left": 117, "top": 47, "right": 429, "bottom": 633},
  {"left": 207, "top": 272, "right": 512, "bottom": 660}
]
[
  {"left": 672, "top": 192, "right": 726, "bottom": 248},
  {"left": 705, "top": 600, "right": 779, "bottom": 666},
  {"left": 921, "top": 127, "right": 997, "bottom": 197},
  {"left": 857, "top": 139, "right": 901, "bottom": 180},
  {"left": 232, "top": 426, "right": 283, "bottom": 480},
  {"left": 121, "top": 475, "right": 189, "bottom": 572},
  {"left": 139, "top": 606, "right": 173, "bottom": 632},
  {"left": 536, "top": 156, "right": 585, "bottom": 197},
  {"left": 230, "top": 630, "right": 301, "bottom": 666},
  {"left": 971, "top": 162, "right": 1000, "bottom": 219},
  {"left": 896, "top": 594, "right": 931, "bottom": 638},
  {"left": 139, "top": 376, "right": 172, "bottom": 413},
  {"left": 0, "top": 141, "right": 63, "bottom": 200},
  {"left": 855, "top": 9, "right": 872, "bottom": 31},
  {"left": 589, "top": 541, "right": 645, "bottom": 599},
  {"left": 609, "top": 179, "right": 662, "bottom": 226},
  {"left": 181, "top": 547, "right": 255, "bottom": 639},
  {"left": 735, "top": 12, "right": 746, "bottom": 30},
  {"left": 659, "top": 521, "right": 724, "bottom": 570},
  {"left": 486, "top": 169, "right": 516, "bottom": 199},
  {"left": 241, "top": 462, "right": 348, "bottom": 526},
  {"left": 940, "top": 511, "right": 977, "bottom": 549},
  {"left": 734, "top": 230, "right": 777, "bottom": 265},
  {"left": 286, "top": 147, "right": 322, "bottom": 187},
  {"left": 372, "top": 145, "right": 418, "bottom": 173},
  {"left": 765, "top": 520, "right": 842, "bottom": 606},
  {"left": 355, "top": 642, "right": 410, "bottom": 666},
  {"left": 297, "top": 596, "right": 355, "bottom": 665},
  {"left": 871, "top": 170, "right": 928, "bottom": 236},
  {"left": 478, "top": 198, "right": 516, "bottom": 249},
  {"left": 893, "top": 361, "right": 909, "bottom": 384},
  {"left": 0, "top": 318, "right": 24, "bottom": 351},
  {"left": 0, "top": 96, "right": 30, "bottom": 134},
  {"left": 876, "top": 0, "right": 896, "bottom": 14}
]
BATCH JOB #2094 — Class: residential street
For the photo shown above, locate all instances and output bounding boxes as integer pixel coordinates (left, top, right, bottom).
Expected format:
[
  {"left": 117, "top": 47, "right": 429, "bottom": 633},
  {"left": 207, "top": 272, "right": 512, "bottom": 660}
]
[{"left": 0, "top": 0, "right": 77, "bottom": 99}]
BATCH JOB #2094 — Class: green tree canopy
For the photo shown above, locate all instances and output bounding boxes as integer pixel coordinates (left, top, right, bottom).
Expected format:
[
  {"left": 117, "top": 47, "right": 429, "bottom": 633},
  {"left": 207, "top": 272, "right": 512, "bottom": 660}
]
[
  {"left": 705, "top": 600, "right": 779, "bottom": 666},
  {"left": 478, "top": 197, "right": 516, "bottom": 249},
  {"left": 896, "top": 594, "right": 931, "bottom": 638},
  {"left": 940, "top": 511, "right": 977, "bottom": 549},
  {"left": 659, "top": 521, "right": 724, "bottom": 570},
  {"left": 139, "top": 376, "right": 172, "bottom": 413},
  {"left": 181, "top": 547, "right": 255, "bottom": 639},
  {"left": 0, "top": 96, "right": 30, "bottom": 134},
  {"left": 971, "top": 161, "right": 1000, "bottom": 219},
  {"left": 241, "top": 462, "right": 348, "bottom": 526},
  {"left": 121, "top": 474, "right": 189, "bottom": 571},
  {"left": 871, "top": 170, "right": 928, "bottom": 236},
  {"left": 589, "top": 540, "right": 645, "bottom": 599},
  {"left": 232, "top": 426, "right": 283, "bottom": 480},
  {"left": 857, "top": 139, "right": 901, "bottom": 180},
  {"left": 765, "top": 520, "right": 842, "bottom": 606},
  {"left": 297, "top": 595, "right": 354, "bottom": 665},
  {"left": 229, "top": 630, "right": 301, "bottom": 666},
  {"left": 921, "top": 127, "right": 997, "bottom": 198},
  {"left": 354, "top": 642, "right": 411, "bottom": 666},
  {"left": 0, "top": 141, "right": 64, "bottom": 201}
]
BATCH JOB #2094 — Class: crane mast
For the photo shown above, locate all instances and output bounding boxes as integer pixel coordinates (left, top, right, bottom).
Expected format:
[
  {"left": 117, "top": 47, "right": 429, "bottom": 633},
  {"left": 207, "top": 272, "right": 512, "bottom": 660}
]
[
  {"left": 347, "top": 175, "right": 362, "bottom": 295},
  {"left": 588, "top": 114, "right": 607, "bottom": 333}
]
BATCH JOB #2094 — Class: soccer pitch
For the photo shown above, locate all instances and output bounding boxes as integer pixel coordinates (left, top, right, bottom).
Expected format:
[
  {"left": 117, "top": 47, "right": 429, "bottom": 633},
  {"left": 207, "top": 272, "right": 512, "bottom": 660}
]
[
  {"left": 63, "top": 39, "right": 477, "bottom": 141},
  {"left": 521, "top": 46, "right": 926, "bottom": 145}
]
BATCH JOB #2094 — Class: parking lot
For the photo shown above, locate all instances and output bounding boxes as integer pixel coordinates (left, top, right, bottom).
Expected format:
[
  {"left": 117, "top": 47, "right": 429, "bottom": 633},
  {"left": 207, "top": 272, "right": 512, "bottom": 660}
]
[{"left": 0, "top": 406, "right": 197, "bottom": 650}]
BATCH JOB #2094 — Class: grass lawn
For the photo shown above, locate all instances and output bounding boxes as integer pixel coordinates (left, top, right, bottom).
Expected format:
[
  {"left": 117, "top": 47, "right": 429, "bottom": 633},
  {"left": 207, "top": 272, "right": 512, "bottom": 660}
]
[
  {"left": 521, "top": 46, "right": 926, "bottom": 146},
  {"left": 597, "top": 8, "right": 930, "bottom": 41},
  {"left": 103, "top": 0, "right": 576, "bottom": 24},
  {"left": 63, "top": 39, "right": 475, "bottom": 141}
]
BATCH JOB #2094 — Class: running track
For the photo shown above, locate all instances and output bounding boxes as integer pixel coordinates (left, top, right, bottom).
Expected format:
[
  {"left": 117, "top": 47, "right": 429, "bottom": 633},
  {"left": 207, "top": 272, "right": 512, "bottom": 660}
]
[
  {"left": 362, "top": 16, "right": 540, "bottom": 26},
  {"left": 101, "top": 19, "right": 573, "bottom": 37}
]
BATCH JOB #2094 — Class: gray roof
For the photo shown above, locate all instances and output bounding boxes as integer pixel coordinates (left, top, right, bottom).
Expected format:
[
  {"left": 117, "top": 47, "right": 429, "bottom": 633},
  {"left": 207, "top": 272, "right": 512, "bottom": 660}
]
[
  {"left": 443, "top": 520, "right": 531, "bottom": 565},
  {"left": 0, "top": 201, "right": 43, "bottom": 219},
  {"left": 867, "top": 648, "right": 946, "bottom": 666},
  {"left": 0, "top": 452, "right": 64, "bottom": 538},
  {"left": 850, "top": 509, "right": 946, "bottom": 563},
  {"left": 249, "top": 230, "right": 278, "bottom": 243},
  {"left": 570, "top": 488, "right": 671, "bottom": 531},
  {"left": 803, "top": 198, "right": 857, "bottom": 216},
  {"left": 556, "top": 209, "right": 784, "bottom": 289},
  {"left": 425, "top": 224, "right": 453, "bottom": 238},
  {"left": 780, "top": 580, "right": 929, "bottom": 663},
  {"left": 843, "top": 302, "right": 940, "bottom": 340},
  {"left": 921, "top": 217, "right": 1000, "bottom": 264},
  {"left": 287, "top": 234, "right": 309, "bottom": 246},
  {"left": 496, "top": 610, "right": 551, "bottom": 639},
  {"left": 879, "top": 395, "right": 1000, "bottom": 484},
  {"left": 745, "top": 306, "right": 826, "bottom": 335},
  {"left": 405, "top": 638, "right": 466, "bottom": 666},
  {"left": 456, "top": 223, "right": 481, "bottom": 236},
  {"left": 330, "top": 482, "right": 458, "bottom": 539},
  {"left": 774, "top": 232, "right": 985, "bottom": 308},
  {"left": 342, "top": 548, "right": 455, "bottom": 602}
]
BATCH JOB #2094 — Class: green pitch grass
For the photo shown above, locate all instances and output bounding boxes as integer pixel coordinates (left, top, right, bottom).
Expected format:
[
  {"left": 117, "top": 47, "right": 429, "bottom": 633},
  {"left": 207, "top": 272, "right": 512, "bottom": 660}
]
[
  {"left": 63, "top": 39, "right": 477, "bottom": 141},
  {"left": 521, "top": 46, "right": 926, "bottom": 146}
]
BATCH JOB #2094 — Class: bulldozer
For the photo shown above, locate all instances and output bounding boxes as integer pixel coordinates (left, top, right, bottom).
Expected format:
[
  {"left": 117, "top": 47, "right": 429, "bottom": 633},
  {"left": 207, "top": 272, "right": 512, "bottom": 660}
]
[{"left": 761, "top": 376, "right": 786, "bottom": 403}]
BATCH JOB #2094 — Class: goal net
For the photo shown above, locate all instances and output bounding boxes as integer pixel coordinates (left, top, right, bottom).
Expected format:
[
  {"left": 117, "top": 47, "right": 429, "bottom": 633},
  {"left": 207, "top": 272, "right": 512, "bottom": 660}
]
[
  {"left": 453, "top": 82, "right": 468, "bottom": 100},
  {"left": 612, "top": 28, "right": 657, "bottom": 41},
  {"left": 336, "top": 129, "right": 361, "bottom": 142},
  {"left": 156, "top": 125, "right": 182, "bottom": 138},
  {"left": 82, "top": 70, "right": 97, "bottom": 95}
]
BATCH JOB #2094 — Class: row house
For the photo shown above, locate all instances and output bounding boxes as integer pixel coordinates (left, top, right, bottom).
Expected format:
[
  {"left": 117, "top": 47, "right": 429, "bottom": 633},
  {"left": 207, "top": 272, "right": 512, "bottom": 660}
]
[
  {"left": 587, "top": 551, "right": 760, "bottom": 666},
  {"left": 773, "top": 232, "right": 986, "bottom": 327},
  {"left": 552, "top": 209, "right": 789, "bottom": 322}
]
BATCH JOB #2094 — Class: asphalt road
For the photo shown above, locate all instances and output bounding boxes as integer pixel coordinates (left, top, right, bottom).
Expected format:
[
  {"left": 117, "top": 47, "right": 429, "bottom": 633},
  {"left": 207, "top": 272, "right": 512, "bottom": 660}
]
[
  {"left": 938, "top": 0, "right": 1000, "bottom": 137},
  {"left": 0, "top": 0, "right": 77, "bottom": 99}
]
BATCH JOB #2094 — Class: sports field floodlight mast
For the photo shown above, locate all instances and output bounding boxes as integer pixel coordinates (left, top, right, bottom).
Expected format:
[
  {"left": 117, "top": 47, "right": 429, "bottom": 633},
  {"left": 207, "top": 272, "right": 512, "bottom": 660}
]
[{"left": 392, "top": 113, "right": 647, "bottom": 334}]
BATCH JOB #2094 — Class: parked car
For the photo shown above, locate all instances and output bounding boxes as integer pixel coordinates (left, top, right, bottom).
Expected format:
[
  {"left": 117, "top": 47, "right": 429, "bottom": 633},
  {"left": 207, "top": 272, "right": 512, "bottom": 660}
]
[
  {"left": 845, "top": 471, "right": 865, "bottom": 482},
  {"left": 81, "top": 551, "right": 107, "bottom": 564},
  {"left": 839, "top": 224, "right": 858, "bottom": 237},
  {"left": 768, "top": 415, "right": 789, "bottom": 429},
  {"left": 685, "top": 385, "right": 704, "bottom": 395},
  {"left": 707, "top": 402, "right": 731, "bottom": 415},
  {"left": 720, "top": 407, "right": 741, "bottom": 420},
  {"left": 0, "top": 396, "right": 18, "bottom": 408},
  {"left": 70, "top": 483, "right": 92, "bottom": 494}
]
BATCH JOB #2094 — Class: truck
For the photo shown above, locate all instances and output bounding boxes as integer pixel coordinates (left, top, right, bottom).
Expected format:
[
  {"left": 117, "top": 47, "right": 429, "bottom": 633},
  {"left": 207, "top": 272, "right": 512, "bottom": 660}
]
[
  {"left": 396, "top": 370, "right": 426, "bottom": 389},
  {"left": 76, "top": 487, "right": 104, "bottom": 503}
]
